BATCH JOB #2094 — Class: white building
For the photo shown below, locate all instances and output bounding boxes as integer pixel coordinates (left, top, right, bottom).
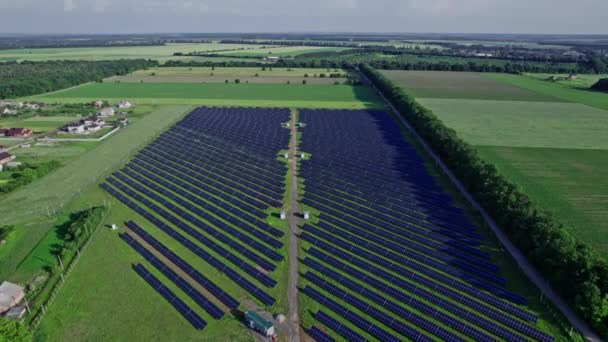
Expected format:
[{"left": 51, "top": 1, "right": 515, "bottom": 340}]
[
  {"left": 1, "top": 108, "right": 17, "bottom": 115},
  {"left": 83, "top": 116, "right": 105, "bottom": 126},
  {"left": 86, "top": 125, "right": 102, "bottom": 133},
  {"left": 118, "top": 100, "right": 132, "bottom": 109},
  {"left": 0, "top": 281, "right": 25, "bottom": 314},
  {"left": 67, "top": 124, "right": 85, "bottom": 134},
  {"left": 98, "top": 107, "right": 115, "bottom": 117}
]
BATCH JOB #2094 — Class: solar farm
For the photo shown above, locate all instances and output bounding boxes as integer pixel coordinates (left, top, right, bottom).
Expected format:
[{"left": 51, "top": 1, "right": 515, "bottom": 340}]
[{"left": 63, "top": 103, "right": 561, "bottom": 341}]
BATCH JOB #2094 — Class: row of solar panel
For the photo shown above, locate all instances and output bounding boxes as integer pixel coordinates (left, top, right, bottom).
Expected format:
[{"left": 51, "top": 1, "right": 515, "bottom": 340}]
[
  {"left": 314, "top": 311, "right": 368, "bottom": 342},
  {"left": 119, "top": 168, "right": 283, "bottom": 253},
  {"left": 303, "top": 192, "right": 478, "bottom": 246},
  {"left": 307, "top": 325, "right": 336, "bottom": 342},
  {"left": 311, "top": 220, "right": 504, "bottom": 286},
  {"left": 133, "top": 153, "right": 272, "bottom": 212},
  {"left": 125, "top": 221, "right": 240, "bottom": 309},
  {"left": 155, "top": 131, "right": 287, "bottom": 184},
  {"left": 302, "top": 286, "right": 403, "bottom": 342},
  {"left": 142, "top": 145, "right": 283, "bottom": 207},
  {"left": 303, "top": 254, "right": 549, "bottom": 341},
  {"left": 107, "top": 176, "right": 278, "bottom": 287},
  {"left": 102, "top": 183, "right": 276, "bottom": 306},
  {"left": 170, "top": 125, "right": 288, "bottom": 162},
  {"left": 305, "top": 271, "right": 466, "bottom": 342},
  {"left": 301, "top": 224, "right": 520, "bottom": 305},
  {"left": 300, "top": 231, "right": 536, "bottom": 325},
  {"left": 304, "top": 179, "right": 477, "bottom": 235},
  {"left": 133, "top": 263, "right": 207, "bottom": 330},
  {"left": 125, "top": 162, "right": 282, "bottom": 239},
  {"left": 121, "top": 232, "right": 224, "bottom": 319}
]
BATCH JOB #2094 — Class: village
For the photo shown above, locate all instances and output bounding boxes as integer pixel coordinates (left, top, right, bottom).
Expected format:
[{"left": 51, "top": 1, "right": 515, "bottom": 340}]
[{"left": 0, "top": 100, "right": 132, "bottom": 173}]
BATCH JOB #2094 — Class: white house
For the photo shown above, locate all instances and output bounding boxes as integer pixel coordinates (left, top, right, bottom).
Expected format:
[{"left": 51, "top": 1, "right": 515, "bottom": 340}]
[
  {"left": 118, "top": 100, "right": 132, "bottom": 109},
  {"left": 66, "top": 123, "right": 85, "bottom": 134},
  {"left": 83, "top": 116, "right": 105, "bottom": 126},
  {"left": 86, "top": 125, "right": 102, "bottom": 133},
  {"left": 24, "top": 103, "right": 40, "bottom": 110},
  {"left": 0, "top": 281, "right": 24, "bottom": 313},
  {"left": 1, "top": 108, "right": 17, "bottom": 115},
  {"left": 98, "top": 107, "right": 115, "bottom": 117}
]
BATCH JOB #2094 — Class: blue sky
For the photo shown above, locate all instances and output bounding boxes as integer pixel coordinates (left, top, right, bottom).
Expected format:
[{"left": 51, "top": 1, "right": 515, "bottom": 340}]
[{"left": 0, "top": 0, "right": 606, "bottom": 34}]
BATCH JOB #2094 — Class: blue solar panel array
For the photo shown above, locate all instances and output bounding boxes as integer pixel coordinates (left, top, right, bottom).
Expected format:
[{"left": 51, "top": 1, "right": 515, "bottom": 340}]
[
  {"left": 121, "top": 232, "right": 224, "bottom": 319},
  {"left": 298, "top": 109, "right": 554, "bottom": 342},
  {"left": 101, "top": 107, "right": 291, "bottom": 308},
  {"left": 133, "top": 263, "right": 207, "bottom": 330},
  {"left": 307, "top": 326, "right": 336, "bottom": 342},
  {"left": 314, "top": 311, "right": 369, "bottom": 342}
]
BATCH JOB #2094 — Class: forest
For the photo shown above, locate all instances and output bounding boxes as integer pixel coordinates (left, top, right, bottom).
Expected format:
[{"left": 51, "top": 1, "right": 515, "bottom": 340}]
[
  {"left": 0, "top": 59, "right": 158, "bottom": 99},
  {"left": 360, "top": 63, "right": 608, "bottom": 338}
]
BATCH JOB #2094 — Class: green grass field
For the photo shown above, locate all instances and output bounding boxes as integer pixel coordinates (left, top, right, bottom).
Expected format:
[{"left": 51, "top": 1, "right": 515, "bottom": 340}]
[
  {"left": 380, "top": 70, "right": 563, "bottom": 101},
  {"left": 31, "top": 82, "right": 382, "bottom": 109},
  {"left": 0, "top": 43, "right": 348, "bottom": 62},
  {"left": 525, "top": 73, "right": 608, "bottom": 89},
  {"left": 418, "top": 98, "right": 608, "bottom": 149},
  {"left": 487, "top": 73, "right": 608, "bottom": 111},
  {"left": 0, "top": 105, "right": 191, "bottom": 280},
  {"left": 106, "top": 67, "right": 349, "bottom": 84},
  {"left": 0, "top": 115, "right": 75, "bottom": 133},
  {"left": 477, "top": 146, "right": 608, "bottom": 253}
]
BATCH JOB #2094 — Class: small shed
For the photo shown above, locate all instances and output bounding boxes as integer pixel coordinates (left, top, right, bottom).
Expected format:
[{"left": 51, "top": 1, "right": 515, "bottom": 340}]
[
  {"left": 0, "top": 281, "right": 25, "bottom": 314},
  {"left": 245, "top": 311, "right": 275, "bottom": 337}
]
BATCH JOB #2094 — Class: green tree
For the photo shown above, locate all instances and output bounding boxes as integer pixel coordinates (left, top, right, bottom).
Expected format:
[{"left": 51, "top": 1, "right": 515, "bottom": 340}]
[{"left": 0, "top": 319, "right": 32, "bottom": 342}]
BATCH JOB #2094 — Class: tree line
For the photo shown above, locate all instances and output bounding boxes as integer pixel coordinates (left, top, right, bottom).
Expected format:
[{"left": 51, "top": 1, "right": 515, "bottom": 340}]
[
  {"left": 359, "top": 63, "right": 608, "bottom": 337},
  {"left": 0, "top": 59, "right": 158, "bottom": 99},
  {"left": 591, "top": 78, "right": 608, "bottom": 92}
]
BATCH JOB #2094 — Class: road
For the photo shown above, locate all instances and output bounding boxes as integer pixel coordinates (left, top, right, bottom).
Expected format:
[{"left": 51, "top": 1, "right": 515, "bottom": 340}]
[
  {"left": 286, "top": 110, "right": 301, "bottom": 342},
  {"left": 359, "top": 70, "right": 602, "bottom": 342}
]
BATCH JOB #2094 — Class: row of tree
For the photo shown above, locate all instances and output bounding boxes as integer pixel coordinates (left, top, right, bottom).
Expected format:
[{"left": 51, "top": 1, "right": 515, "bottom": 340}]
[
  {"left": 0, "top": 160, "right": 62, "bottom": 194},
  {"left": 591, "top": 78, "right": 608, "bottom": 92},
  {"left": 360, "top": 63, "right": 608, "bottom": 337},
  {"left": 0, "top": 59, "right": 158, "bottom": 99},
  {"left": 162, "top": 50, "right": 581, "bottom": 74}
]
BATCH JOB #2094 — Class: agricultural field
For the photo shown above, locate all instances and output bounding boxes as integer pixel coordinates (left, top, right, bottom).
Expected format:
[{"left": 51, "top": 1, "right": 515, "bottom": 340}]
[
  {"left": 220, "top": 46, "right": 349, "bottom": 57},
  {"left": 29, "top": 82, "right": 382, "bottom": 109},
  {"left": 380, "top": 70, "right": 563, "bottom": 101},
  {"left": 525, "top": 73, "right": 608, "bottom": 89},
  {"left": 0, "top": 43, "right": 349, "bottom": 62},
  {"left": 105, "top": 67, "right": 350, "bottom": 84},
  {"left": 383, "top": 70, "right": 608, "bottom": 259}
]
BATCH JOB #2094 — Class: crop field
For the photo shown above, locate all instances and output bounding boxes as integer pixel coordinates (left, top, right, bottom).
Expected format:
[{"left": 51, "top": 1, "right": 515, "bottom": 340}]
[
  {"left": 30, "top": 82, "right": 382, "bottom": 109},
  {"left": 417, "top": 99, "right": 608, "bottom": 149},
  {"left": 487, "top": 73, "right": 608, "bottom": 111},
  {"left": 105, "top": 66, "right": 350, "bottom": 84},
  {"left": 0, "top": 43, "right": 349, "bottom": 62},
  {"left": 220, "top": 46, "right": 349, "bottom": 57},
  {"left": 296, "top": 108, "right": 571, "bottom": 341},
  {"left": 525, "top": 73, "right": 608, "bottom": 89},
  {"left": 380, "top": 70, "right": 563, "bottom": 101},
  {"left": 385, "top": 70, "right": 608, "bottom": 260}
]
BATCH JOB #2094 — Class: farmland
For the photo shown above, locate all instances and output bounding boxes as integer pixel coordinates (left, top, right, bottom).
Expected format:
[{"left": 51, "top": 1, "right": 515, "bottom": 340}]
[
  {"left": 380, "top": 70, "right": 563, "bottom": 101},
  {"left": 30, "top": 82, "right": 382, "bottom": 109},
  {"left": 0, "top": 61, "right": 583, "bottom": 342},
  {"left": 0, "top": 43, "right": 347, "bottom": 62},
  {"left": 383, "top": 70, "right": 608, "bottom": 261},
  {"left": 105, "top": 67, "right": 350, "bottom": 84}
]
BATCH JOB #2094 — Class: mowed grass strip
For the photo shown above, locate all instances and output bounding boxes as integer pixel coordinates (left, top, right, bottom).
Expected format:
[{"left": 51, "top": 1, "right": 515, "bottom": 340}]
[
  {"left": 477, "top": 145, "right": 608, "bottom": 254},
  {"left": 487, "top": 73, "right": 608, "bottom": 111},
  {"left": 380, "top": 70, "right": 562, "bottom": 101},
  {"left": 32, "top": 82, "right": 383, "bottom": 109},
  {"left": 418, "top": 98, "right": 608, "bottom": 149}
]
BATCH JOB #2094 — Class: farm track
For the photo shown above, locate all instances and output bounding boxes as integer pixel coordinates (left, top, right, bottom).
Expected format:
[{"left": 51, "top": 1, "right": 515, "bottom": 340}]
[
  {"left": 287, "top": 109, "right": 301, "bottom": 342},
  {"left": 360, "top": 69, "right": 603, "bottom": 342}
]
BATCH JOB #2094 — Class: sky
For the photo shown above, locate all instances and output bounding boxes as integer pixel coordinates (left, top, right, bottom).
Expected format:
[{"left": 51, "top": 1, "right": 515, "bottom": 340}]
[{"left": 0, "top": 0, "right": 606, "bottom": 34}]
